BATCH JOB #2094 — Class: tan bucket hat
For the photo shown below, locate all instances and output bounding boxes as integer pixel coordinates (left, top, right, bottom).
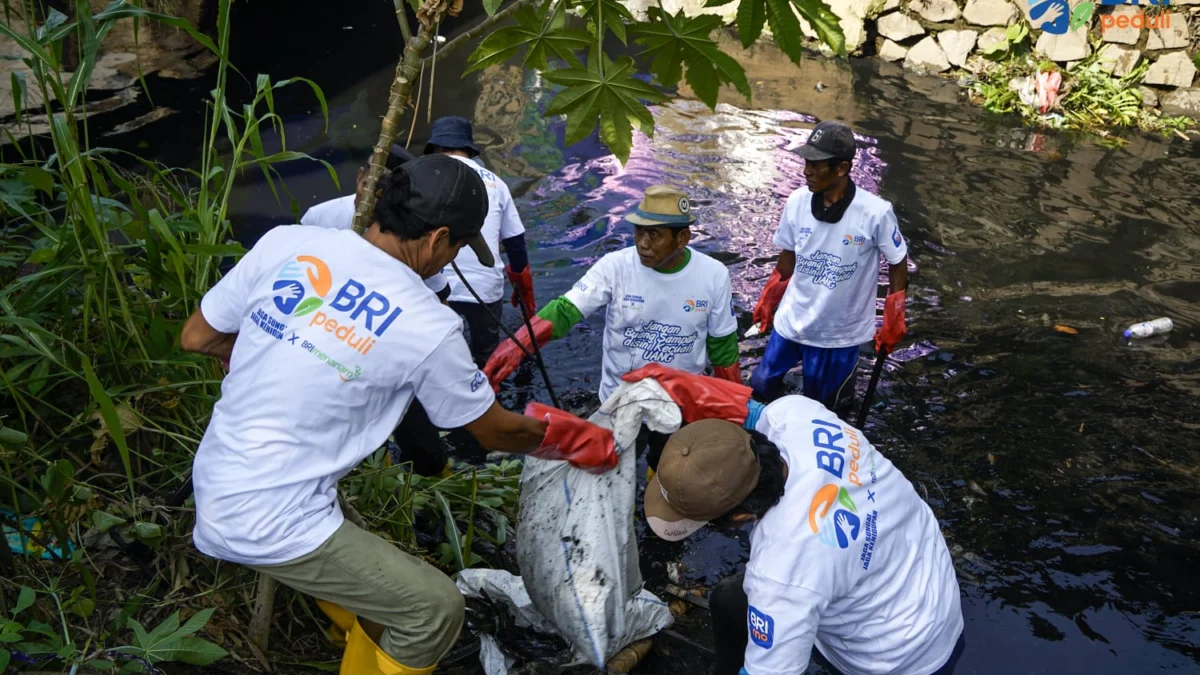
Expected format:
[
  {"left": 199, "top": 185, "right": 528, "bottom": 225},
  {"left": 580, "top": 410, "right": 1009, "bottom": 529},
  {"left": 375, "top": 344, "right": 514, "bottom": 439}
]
[
  {"left": 624, "top": 184, "right": 697, "bottom": 227},
  {"left": 644, "top": 420, "right": 761, "bottom": 542}
]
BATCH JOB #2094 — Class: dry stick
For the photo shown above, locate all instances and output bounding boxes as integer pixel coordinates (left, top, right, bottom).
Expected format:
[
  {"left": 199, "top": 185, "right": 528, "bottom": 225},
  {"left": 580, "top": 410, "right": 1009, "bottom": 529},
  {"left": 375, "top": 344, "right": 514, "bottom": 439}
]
[
  {"left": 405, "top": 60, "right": 426, "bottom": 149},
  {"left": 248, "top": 573, "right": 278, "bottom": 656},
  {"left": 427, "top": 21, "right": 440, "bottom": 124}
]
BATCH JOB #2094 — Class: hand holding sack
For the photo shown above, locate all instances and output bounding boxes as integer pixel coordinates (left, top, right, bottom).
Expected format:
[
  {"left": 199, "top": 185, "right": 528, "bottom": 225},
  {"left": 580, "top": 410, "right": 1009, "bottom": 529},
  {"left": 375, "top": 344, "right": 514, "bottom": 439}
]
[
  {"left": 506, "top": 265, "right": 536, "bottom": 317},
  {"left": 622, "top": 364, "right": 752, "bottom": 425},
  {"left": 752, "top": 269, "right": 789, "bottom": 334},
  {"left": 874, "top": 290, "right": 907, "bottom": 354},
  {"left": 525, "top": 402, "right": 618, "bottom": 474},
  {"left": 482, "top": 315, "right": 553, "bottom": 390}
]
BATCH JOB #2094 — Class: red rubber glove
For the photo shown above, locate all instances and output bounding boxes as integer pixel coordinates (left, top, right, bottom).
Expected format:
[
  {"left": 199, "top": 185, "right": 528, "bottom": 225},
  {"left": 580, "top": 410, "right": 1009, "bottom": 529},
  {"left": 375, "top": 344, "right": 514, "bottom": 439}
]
[
  {"left": 525, "top": 402, "right": 617, "bottom": 474},
  {"left": 712, "top": 362, "right": 742, "bottom": 385},
  {"left": 483, "top": 315, "right": 553, "bottom": 391},
  {"left": 622, "top": 364, "right": 752, "bottom": 425},
  {"left": 752, "top": 269, "right": 790, "bottom": 334},
  {"left": 874, "top": 290, "right": 907, "bottom": 354},
  {"left": 506, "top": 265, "right": 536, "bottom": 318}
]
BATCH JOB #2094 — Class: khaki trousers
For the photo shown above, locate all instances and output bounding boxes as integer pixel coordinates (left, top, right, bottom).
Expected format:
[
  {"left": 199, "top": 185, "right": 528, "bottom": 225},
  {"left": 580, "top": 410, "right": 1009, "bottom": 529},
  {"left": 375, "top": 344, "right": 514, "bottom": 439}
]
[{"left": 248, "top": 519, "right": 464, "bottom": 668}]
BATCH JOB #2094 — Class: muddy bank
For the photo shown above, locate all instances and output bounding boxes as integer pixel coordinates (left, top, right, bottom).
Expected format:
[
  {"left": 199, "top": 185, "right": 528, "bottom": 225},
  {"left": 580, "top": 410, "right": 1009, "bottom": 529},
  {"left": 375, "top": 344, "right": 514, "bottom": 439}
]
[{"left": 0, "top": 0, "right": 215, "bottom": 139}]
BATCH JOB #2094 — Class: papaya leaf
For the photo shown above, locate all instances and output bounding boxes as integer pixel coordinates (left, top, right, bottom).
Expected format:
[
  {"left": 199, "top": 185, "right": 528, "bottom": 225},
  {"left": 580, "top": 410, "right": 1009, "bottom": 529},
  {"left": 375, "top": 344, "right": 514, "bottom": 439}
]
[
  {"left": 543, "top": 56, "right": 668, "bottom": 163},
  {"left": 465, "top": 3, "right": 589, "bottom": 74},
  {"left": 737, "top": 0, "right": 767, "bottom": 47},
  {"left": 790, "top": 0, "right": 846, "bottom": 58},
  {"left": 580, "top": 0, "right": 636, "bottom": 44},
  {"left": 633, "top": 9, "right": 751, "bottom": 108}
]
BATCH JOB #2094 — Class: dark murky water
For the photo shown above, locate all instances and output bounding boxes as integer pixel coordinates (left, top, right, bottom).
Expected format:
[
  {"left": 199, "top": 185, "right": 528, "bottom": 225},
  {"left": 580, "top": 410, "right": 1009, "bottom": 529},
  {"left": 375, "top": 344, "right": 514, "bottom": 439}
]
[{"left": 105, "top": 1, "right": 1200, "bottom": 672}]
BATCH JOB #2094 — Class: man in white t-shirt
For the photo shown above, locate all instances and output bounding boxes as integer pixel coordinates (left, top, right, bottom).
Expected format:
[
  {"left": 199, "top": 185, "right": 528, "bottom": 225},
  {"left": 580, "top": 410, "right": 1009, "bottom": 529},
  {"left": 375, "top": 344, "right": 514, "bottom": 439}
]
[
  {"left": 425, "top": 116, "right": 536, "bottom": 367},
  {"left": 750, "top": 121, "right": 909, "bottom": 412},
  {"left": 622, "top": 364, "right": 964, "bottom": 675},
  {"left": 482, "top": 185, "right": 741, "bottom": 472},
  {"left": 180, "top": 155, "right": 617, "bottom": 675},
  {"left": 300, "top": 143, "right": 452, "bottom": 301},
  {"left": 299, "top": 143, "right": 451, "bottom": 477}
]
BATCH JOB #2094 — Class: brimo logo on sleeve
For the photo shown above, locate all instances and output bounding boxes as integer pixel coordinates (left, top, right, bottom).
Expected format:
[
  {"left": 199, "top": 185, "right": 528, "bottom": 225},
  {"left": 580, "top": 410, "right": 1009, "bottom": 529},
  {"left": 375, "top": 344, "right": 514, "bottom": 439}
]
[{"left": 1031, "top": 0, "right": 1171, "bottom": 36}]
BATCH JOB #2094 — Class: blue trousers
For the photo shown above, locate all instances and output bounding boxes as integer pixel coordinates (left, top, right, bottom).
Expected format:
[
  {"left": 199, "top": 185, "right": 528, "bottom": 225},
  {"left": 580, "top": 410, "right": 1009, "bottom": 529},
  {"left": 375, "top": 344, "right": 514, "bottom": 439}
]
[{"left": 750, "top": 332, "right": 860, "bottom": 409}]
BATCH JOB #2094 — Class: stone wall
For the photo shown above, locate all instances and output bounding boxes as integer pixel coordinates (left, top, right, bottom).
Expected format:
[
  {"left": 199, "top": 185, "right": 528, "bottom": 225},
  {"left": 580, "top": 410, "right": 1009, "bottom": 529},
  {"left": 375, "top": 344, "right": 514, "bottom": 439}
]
[
  {"left": 851, "top": 0, "right": 1200, "bottom": 117},
  {"left": 627, "top": 0, "right": 1200, "bottom": 119}
]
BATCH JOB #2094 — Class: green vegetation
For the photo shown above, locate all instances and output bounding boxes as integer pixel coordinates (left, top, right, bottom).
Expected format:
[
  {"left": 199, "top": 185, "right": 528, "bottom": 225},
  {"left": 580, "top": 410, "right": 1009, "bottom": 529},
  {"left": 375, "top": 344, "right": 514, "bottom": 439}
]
[
  {"left": 970, "top": 34, "right": 1193, "bottom": 137},
  {"left": 0, "top": 0, "right": 528, "bottom": 670}
]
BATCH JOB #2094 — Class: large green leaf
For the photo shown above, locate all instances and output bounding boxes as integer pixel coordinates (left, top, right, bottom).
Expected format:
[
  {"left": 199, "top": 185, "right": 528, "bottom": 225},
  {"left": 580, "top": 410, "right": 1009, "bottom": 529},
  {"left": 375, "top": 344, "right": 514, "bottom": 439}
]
[
  {"left": 543, "top": 56, "right": 668, "bottom": 162},
  {"left": 633, "top": 9, "right": 751, "bottom": 108},
  {"left": 736, "top": 0, "right": 767, "bottom": 47},
  {"left": 465, "top": 3, "right": 590, "bottom": 74},
  {"left": 581, "top": 0, "right": 637, "bottom": 44},
  {"left": 764, "top": 0, "right": 806, "bottom": 64},
  {"left": 791, "top": 0, "right": 845, "bottom": 58}
]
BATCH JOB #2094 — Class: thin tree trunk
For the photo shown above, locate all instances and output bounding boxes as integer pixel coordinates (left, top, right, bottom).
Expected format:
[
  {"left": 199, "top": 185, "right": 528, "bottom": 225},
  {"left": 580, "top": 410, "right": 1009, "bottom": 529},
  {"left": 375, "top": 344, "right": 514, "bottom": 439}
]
[
  {"left": 350, "top": 17, "right": 438, "bottom": 233},
  {"left": 351, "top": 0, "right": 521, "bottom": 233}
]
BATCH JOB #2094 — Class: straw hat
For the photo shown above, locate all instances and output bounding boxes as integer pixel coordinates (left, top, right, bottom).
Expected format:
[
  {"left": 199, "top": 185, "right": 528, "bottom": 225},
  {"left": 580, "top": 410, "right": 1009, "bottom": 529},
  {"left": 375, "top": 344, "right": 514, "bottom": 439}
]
[{"left": 624, "top": 185, "right": 696, "bottom": 227}]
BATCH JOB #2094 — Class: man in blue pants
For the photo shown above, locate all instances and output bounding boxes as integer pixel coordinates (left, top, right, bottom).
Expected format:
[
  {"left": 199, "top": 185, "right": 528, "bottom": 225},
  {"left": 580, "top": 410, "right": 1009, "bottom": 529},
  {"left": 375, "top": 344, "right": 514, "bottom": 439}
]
[{"left": 750, "top": 121, "right": 908, "bottom": 410}]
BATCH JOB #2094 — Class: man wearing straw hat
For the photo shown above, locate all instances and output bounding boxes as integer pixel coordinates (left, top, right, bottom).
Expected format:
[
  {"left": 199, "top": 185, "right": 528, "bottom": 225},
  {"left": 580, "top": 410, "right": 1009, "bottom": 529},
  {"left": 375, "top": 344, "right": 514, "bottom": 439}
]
[{"left": 483, "top": 184, "right": 741, "bottom": 473}]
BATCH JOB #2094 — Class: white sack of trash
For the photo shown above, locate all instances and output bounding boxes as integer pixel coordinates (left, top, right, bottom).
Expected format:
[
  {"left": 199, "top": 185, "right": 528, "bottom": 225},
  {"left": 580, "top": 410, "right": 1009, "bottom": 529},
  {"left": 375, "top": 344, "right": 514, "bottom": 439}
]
[{"left": 456, "top": 379, "right": 682, "bottom": 673}]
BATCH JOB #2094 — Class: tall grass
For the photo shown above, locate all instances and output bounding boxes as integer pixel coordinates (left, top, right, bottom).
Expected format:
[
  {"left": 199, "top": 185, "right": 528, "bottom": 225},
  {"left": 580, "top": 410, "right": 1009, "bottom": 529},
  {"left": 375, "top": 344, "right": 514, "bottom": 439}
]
[
  {"left": 0, "top": 0, "right": 340, "bottom": 668},
  {"left": 0, "top": 0, "right": 522, "bottom": 668}
]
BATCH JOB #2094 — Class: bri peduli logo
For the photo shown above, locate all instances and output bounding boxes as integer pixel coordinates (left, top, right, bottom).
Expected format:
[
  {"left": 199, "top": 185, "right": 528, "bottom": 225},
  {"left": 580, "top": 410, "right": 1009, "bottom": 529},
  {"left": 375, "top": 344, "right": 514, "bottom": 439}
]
[
  {"left": 1032, "top": 0, "right": 1171, "bottom": 36},
  {"left": 682, "top": 299, "right": 709, "bottom": 313},
  {"left": 843, "top": 234, "right": 866, "bottom": 246},
  {"left": 748, "top": 606, "right": 774, "bottom": 649},
  {"left": 809, "top": 484, "right": 861, "bottom": 549},
  {"left": 272, "top": 255, "right": 404, "bottom": 355}
]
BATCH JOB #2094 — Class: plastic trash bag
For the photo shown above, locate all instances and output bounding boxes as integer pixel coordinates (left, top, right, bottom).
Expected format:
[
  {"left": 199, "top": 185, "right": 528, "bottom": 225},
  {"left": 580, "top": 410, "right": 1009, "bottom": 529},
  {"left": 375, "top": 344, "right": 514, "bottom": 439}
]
[{"left": 456, "top": 379, "right": 681, "bottom": 671}]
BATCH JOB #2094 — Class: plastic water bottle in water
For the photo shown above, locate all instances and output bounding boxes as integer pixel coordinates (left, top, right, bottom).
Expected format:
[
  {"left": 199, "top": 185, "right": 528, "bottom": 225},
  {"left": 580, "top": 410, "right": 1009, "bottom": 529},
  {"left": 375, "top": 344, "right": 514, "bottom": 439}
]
[{"left": 1124, "top": 318, "right": 1173, "bottom": 339}]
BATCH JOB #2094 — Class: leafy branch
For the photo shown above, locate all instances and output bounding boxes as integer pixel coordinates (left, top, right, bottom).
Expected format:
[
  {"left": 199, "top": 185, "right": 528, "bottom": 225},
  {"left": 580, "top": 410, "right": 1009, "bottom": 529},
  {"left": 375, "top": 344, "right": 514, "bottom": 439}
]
[{"left": 351, "top": 0, "right": 845, "bottom": 231}]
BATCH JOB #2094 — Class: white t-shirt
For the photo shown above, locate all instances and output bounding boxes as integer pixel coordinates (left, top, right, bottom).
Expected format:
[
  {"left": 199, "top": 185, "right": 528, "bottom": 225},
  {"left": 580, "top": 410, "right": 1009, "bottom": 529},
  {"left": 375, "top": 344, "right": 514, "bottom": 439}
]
[
  {"left": 772, "top": 188, "right": 907, "bottom": 348},
  {"left": 564, "top": 247, "right": 738, "bottom": 402},
  {"left": 300, "top": 194, "right": 449, "bottom": 296},
  {"left": 192, "top": 226, "right": 495, "bottom": 565},
  {"left": 743, "top": 396, "right": 963, "bottom": 675},
  {"left": 440, "top": 155, "right": 526, "bottom": 304}
]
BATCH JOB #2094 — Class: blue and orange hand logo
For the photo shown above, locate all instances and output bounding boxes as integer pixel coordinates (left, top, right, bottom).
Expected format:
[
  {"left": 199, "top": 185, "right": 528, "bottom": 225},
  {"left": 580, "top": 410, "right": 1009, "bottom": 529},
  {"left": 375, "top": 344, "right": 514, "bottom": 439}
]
[
  {"left": 274, "top": 256, "right": 332, "bottom": 317},
  {"left": 809, "top": 484, "right": 861, "bottom": 549}
]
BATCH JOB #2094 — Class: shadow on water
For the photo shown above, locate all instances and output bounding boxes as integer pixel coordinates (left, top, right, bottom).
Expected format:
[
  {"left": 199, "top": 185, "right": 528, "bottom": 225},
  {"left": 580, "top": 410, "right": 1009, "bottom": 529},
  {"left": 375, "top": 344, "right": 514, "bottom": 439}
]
[{"left": 106, "top": 2, "right": 1200, "bottom": 671}]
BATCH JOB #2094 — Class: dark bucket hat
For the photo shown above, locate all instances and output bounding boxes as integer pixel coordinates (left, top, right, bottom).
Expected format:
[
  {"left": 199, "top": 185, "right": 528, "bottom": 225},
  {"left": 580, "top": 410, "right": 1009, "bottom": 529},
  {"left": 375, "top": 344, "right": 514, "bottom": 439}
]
[{"left": 424, "top": 116, "right": 480, "bottom": 157}]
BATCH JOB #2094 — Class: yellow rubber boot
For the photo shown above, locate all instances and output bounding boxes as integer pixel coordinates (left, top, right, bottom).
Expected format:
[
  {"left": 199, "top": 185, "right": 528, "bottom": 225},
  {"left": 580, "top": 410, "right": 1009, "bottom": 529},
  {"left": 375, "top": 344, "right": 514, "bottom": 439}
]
[
  {"left": 646, "top": 467, "right": 656, "bottom": 481},
  {"left": 317, "top": 600, "right": 356, "bottom": 647},
  {"left": 340, "top": 620, "right": 436, "bottom": 675}
]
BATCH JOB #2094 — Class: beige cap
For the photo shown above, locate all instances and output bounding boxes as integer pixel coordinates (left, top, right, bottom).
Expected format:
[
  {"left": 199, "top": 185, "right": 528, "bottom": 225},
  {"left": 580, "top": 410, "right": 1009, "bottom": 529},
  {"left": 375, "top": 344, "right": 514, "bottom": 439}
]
[
  {"left": 644, "top": 420, "right": 761, "bottom": 542},
  {"left": 624, "top": 184, "right": 696, "bottom": 227}
]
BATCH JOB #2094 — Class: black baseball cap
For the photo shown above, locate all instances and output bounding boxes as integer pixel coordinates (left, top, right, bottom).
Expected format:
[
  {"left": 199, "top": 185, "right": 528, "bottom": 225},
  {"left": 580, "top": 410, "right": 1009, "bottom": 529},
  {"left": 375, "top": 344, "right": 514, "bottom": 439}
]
[
  {"left": 798, "top": 120, "right": 857, "bottom": 162},
  {"left": 394, "top": 154, "right": 494, "bottom": 267}
]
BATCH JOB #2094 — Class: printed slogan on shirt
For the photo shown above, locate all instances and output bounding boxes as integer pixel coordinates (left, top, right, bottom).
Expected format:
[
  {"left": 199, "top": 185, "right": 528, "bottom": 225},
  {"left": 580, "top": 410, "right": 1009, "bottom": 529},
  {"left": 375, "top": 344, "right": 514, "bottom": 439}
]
[{"left": 622, "top": 320, "right": 698, "bottom": 363}]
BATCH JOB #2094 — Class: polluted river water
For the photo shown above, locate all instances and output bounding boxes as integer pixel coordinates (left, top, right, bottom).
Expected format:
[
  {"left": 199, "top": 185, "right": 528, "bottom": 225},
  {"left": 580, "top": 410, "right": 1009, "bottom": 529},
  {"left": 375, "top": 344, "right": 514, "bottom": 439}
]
[{"left": 132, "top": 1, "right": 1200, "bottom": 672}]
